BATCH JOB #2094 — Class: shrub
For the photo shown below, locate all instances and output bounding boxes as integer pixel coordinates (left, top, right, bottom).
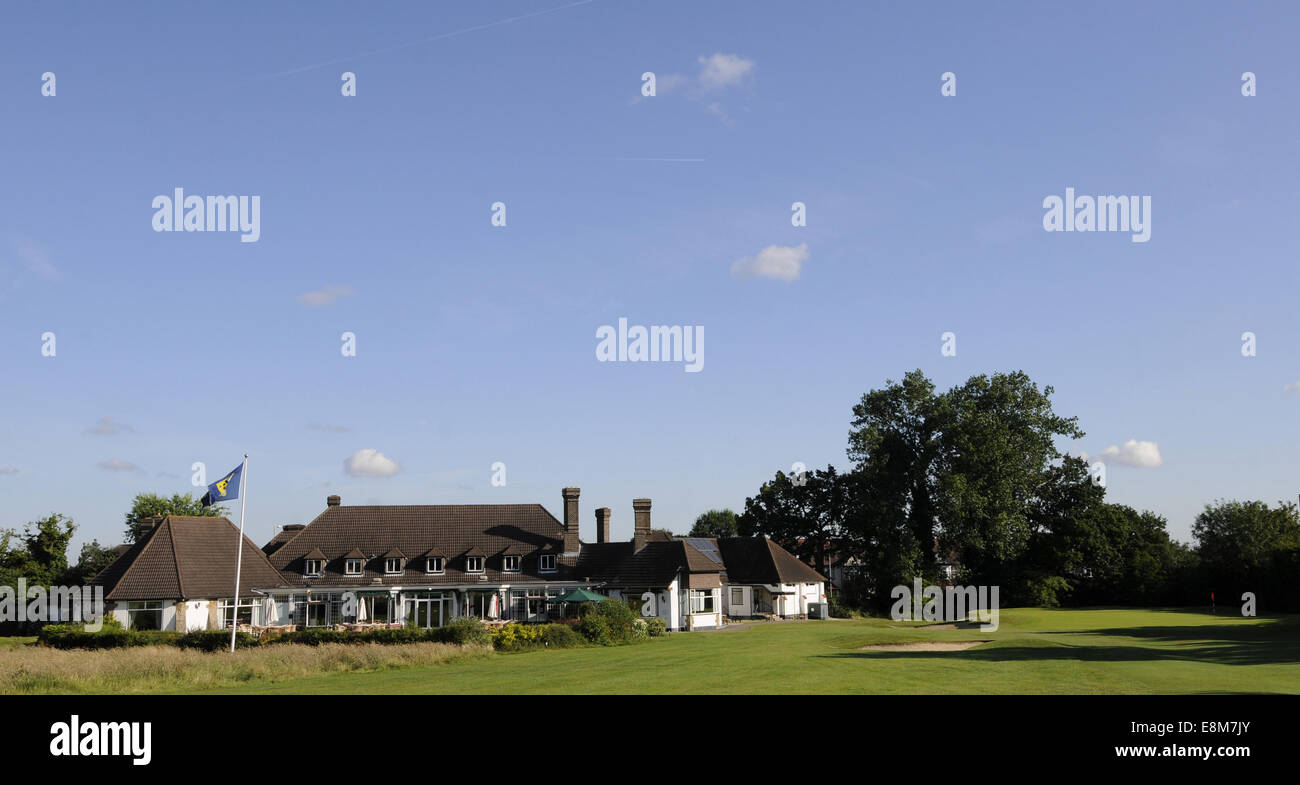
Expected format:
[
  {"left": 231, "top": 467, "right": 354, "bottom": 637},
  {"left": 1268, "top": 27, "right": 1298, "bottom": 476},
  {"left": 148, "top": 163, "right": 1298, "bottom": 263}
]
[
  {"left": 828, "top": 595, "right": 858, "bottom": 618},
  {"left": 38, "top": 621, "right": 179, "bottom": 650},
  {"left": 541, "top": 623, "right": 585, "bottom": 648},
  {"left": 645, "top": 617, "right": 667, "bottom": 637},
  {"left": 441, "top": 616, "right": 491, "bottom": 646},
  {"left": 177, "top": 630, "right": 256, "bottom": 651},
  {"left": 575, "top": 614, "right": 612, "bottom": 646},
  {"left": 577, "top": 600, "right": 645, "bottom": 645}
]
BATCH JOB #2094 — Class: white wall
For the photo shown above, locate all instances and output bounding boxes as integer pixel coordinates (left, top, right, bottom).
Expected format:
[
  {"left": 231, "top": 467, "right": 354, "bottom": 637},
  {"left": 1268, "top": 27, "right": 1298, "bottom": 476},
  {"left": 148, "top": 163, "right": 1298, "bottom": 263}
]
[
  {"left": 183, "top": 600, "right": 209, "bottom": 631},
  {"left": 725, "top": 585, "right": 752, "bottom": 617},
  {"left": 160, "top": 603, "right": 177, "bottom": 632}
]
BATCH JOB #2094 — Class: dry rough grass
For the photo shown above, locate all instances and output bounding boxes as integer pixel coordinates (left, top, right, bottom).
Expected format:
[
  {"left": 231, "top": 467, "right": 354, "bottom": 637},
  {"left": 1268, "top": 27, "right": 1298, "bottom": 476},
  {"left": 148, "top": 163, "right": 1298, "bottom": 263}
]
[{"left": 0, "top": 641, "right": 492, "bottom": 694}]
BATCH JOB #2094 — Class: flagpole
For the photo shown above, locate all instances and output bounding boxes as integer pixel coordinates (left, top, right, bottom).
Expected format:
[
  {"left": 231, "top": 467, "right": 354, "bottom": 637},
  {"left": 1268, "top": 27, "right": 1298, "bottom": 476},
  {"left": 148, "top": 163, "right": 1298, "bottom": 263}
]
[{"left": 229, "top": 453, "right": 249, "bottom": 653}]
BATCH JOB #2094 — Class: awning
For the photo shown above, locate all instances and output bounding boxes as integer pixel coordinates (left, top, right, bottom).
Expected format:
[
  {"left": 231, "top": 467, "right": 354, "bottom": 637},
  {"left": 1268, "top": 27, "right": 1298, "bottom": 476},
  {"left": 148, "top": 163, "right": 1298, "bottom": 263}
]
[{"left": 552, "top": 588, "right": 607, "bottom": 603}]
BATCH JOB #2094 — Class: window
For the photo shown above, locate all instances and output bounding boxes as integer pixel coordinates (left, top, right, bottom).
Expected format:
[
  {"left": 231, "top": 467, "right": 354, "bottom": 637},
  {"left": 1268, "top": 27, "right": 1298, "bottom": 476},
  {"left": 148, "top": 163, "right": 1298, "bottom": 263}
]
[
  {"left": 466, "top": 556, "right": 484, "bottom": 573},
  {"left": 289, "top": 593, "right": 340, "bottom": 627},
  {"left": 218, "top": 598, "right": 263, "bottom": 629},
  {"left": 344, "top": 559, "right": 364, "bottom": 576},
  {"left": 503, "top": 555, "right": 520, "bottom": 572},
  {"left": 538, "top": 554, "right": 557, "bottom": 573},
  {"left": 690, "top": 589, "right": 716, "bottom": 614},
  {"left": 523, "top": 588, "right": 564, "bottom": 621},
  {"left": 304, "top": 559, "right": 324, "bottom": 577},
  {"left": 730, "top": 587, "right": 745, "bottom": 606},
  {"left": 403, "top": 591, "right": 449, "bottom": 629},
  {"left": 126, "top": 601, "right": 163, "bottom": 630},
  {"left": 384, "top": 558, "right": 404, "bottom": 575},
  {"left": 358, "top": 594, "right": 390, "bottom": 623},
  {"left": 426, "top": 557, "right": 444, "bottom": 574}
]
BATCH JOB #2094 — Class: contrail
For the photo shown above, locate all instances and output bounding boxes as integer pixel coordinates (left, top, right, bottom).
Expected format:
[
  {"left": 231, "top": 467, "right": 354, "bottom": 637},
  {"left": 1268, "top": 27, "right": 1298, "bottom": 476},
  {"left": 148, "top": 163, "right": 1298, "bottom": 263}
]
[{"left": 265, "top": 0, "right": 596, "bottom": 77}]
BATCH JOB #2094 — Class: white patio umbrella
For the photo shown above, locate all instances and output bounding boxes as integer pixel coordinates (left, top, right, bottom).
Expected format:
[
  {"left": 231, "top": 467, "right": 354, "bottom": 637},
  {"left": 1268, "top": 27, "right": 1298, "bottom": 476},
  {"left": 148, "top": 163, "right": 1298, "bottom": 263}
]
[
  {"left": 488, "top": 594, "right": 500, "bottom": 619},
  {"left": 357, "top": 596, "right": 367, "bottom": 622},
  {"left": 262, "top": 596, "right": 275, "bottom": 625}
]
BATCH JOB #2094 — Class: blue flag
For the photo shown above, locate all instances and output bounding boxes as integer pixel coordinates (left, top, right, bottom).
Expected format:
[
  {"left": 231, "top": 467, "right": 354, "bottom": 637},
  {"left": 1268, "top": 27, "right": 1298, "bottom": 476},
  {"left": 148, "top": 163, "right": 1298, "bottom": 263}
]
[{"left": 202, "top": 463, "right": 243, "bottom": 507}]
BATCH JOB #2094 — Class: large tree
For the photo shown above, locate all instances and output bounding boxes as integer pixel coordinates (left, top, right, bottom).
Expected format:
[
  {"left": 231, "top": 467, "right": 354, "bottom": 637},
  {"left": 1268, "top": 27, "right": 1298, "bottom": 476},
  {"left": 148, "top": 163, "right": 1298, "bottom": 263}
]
[
  {"left": 931, "top": 371, "right": 1084, "bottom": 583},
  {"left": 1192, "top": 499, "right": 1300, "bottom": 609},
  {"left": 737, "top": 465, "right": 846, "bottom": 577},
  {"left": 846, "top": 370, "right": 940, "bottom": 568},
  {"left": 0, "top": 513, "right": 75, "bottom": 588},
  {"left": 124, "top": 492, "right": 226, "bottom": 543},
  {"left": 847, "top": 370, "right": 1084, "bottom": 587},
  {"left": 689, "top": 509, "right": 739, "bottom": 538}
]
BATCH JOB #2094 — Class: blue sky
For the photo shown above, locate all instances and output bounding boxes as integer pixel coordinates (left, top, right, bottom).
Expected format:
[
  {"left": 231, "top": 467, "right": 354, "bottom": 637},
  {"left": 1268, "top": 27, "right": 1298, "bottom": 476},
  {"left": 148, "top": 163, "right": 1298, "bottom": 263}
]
[{"left": 1, "top": 1, "right": 1297, "bottom": 551}]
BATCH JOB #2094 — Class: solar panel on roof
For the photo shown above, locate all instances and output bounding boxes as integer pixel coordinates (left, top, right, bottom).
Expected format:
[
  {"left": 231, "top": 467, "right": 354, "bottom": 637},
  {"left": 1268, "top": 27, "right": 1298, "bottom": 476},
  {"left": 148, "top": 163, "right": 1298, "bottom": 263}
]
[{"left": 683, "top": 538, "right": 724, "bottom": 563}]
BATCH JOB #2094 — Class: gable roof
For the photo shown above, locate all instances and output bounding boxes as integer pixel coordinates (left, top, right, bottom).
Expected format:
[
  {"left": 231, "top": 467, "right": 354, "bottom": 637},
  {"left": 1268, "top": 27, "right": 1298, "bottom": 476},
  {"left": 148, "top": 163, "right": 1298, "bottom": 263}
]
[
  {"left": 714, "top": 537, "right": 827, "bottom": 585},
  {"left": 266, "top": 503, "right": 573, "bottom": 587},
  {"left": 92, "top": 517, "right": 290, "bottom": 601},
  {"left": 574, "top": 540, "right": 724, "bottom": 589}
]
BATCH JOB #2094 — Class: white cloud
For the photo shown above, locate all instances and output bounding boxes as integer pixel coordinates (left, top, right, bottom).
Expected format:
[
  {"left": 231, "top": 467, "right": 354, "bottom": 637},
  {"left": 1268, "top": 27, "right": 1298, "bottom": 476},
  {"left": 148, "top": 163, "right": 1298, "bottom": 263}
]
[
  {"left": 98, "top": 458, "right": 140, "bottom": 473},
  {"left": 697, "top": 53, "right": 755, "bottom": 90},
  {"left": 1285, "top": 381, "right": 1300, "bottom": 395},
  {"left": 0, "top": 466, "right": 19, "bottom": 476},
  {"left": 344, "top": 448, "right": 401, "bottom": 478},
  {"left": 731, "top": 243, "right": 809, "bottom": 282},
  {"left": 1100, "top": 440, "right": 1163, "bottom": 468},
  {"left": 85, "top": 416, "right": 132, "bottom": 436},
  {"left": 297, "top": 285, "right": 353, "bottom": 307}
]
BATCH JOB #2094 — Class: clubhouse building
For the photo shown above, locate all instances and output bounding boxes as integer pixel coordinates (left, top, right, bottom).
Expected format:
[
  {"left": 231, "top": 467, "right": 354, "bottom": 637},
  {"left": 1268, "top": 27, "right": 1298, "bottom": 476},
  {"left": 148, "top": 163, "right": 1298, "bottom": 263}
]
[{"left": 92, "top": 488, "right": 826, "bottom": 633}]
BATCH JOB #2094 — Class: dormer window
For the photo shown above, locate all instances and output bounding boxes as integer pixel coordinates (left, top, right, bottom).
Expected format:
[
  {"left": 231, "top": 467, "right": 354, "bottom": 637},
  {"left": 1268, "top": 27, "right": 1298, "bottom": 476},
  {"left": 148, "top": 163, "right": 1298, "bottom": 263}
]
[
  {"left": 503, "top": 555, "right": 520, "bottom": 573},
  {"left": 384, "top": 557, "right": 404, "bottom": 575},
  {"left": 466, "top": 556, "right": 484, "bottom": 573},
  {"left": 538, "top": 554, "right": 557, "bottom": 573},
  {"left": 344, "top": 558, "right": 364, "bottom": 576},
  {"left": 426, "top": 556, "right": 444, "bottom": 574},
  {"left": 304, "top": 559, "right": 324, "bottom": 577}
]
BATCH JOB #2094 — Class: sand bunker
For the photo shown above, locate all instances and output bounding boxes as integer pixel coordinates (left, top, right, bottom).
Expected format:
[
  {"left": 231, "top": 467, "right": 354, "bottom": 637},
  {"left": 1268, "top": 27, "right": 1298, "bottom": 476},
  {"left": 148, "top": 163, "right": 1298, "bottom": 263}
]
[{"left": 858, "top": 641, "right": 988, "bottom": 651}]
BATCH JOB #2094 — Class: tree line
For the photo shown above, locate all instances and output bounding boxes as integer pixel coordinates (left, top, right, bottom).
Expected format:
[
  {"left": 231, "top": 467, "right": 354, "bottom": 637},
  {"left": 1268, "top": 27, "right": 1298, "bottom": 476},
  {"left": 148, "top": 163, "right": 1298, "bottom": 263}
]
[{"left": 697, "top": 369, "right": 1300, "bottom": 613}]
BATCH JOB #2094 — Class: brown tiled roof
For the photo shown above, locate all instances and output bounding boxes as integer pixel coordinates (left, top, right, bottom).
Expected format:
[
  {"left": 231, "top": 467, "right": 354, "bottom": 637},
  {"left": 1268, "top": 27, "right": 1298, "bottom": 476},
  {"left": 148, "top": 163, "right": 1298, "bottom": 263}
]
[
  {"left": 261, "top": 527, "right": 299, "bottom": 556},
  {"left": 713, "top": 537, "right": 827, "bottom": 585},
  {"left": 343, "top": 548, "right": 365, "bottom": 560},
  {"left": 92, "top": 517, "right": 291, "bottom": 601},
  {"left": 267, "top": 503, "right": 576, "bottom": 588},
  {"left": 574, "top": 540, "right": 723, "bottom": 589}
]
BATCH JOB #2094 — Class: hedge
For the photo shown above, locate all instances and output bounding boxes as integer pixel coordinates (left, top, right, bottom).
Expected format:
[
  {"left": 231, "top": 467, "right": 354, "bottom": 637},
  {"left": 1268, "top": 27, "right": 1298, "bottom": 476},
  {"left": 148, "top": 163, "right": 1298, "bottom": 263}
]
[
  {"left": 39, "top": 622, "right": 179, "bottom": 650},
  {"left": 38, "top": 616, "right": 495, "bottom": 650}
]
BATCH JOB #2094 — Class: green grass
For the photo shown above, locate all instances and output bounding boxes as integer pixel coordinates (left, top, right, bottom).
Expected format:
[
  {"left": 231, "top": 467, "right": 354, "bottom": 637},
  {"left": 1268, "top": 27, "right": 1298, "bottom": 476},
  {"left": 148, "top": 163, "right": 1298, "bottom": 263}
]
[
  {"left": 0, "top": 637, "right": 35, "bottom": 650},
  {"left": 188, "top": 608, "right": 1300, "bottom": 695}
]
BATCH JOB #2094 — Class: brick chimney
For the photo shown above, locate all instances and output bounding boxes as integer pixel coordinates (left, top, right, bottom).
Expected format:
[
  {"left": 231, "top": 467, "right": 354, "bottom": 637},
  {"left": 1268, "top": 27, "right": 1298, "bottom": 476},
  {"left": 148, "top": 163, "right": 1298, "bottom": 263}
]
[
  {"left": 138, "top": 516, "right": 163, "bottom": 535},
  {"left": 326, "top": 495, "right": 341, "bottom": 507},
  {"left": 562, "top": 488, "right": 581, "bottom": 554},
  {"left": 595, "top": 507, "right": 611, "bottom": 544},
  {"left": 632, "top": 498, "right": 651, "bottom": 551}
]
